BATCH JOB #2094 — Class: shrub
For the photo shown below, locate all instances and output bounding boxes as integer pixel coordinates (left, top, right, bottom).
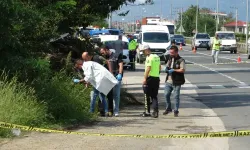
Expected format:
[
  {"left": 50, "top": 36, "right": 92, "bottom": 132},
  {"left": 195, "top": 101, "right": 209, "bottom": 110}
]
[
  {"left": 0, "top": 72, "right": 48, "bottom": 136},
  {"left": 33, "top": 72, "right": 96, "bottom": 126}
]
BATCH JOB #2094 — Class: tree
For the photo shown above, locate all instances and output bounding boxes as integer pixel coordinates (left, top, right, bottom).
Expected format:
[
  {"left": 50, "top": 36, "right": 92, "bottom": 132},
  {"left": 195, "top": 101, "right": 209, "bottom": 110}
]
[{"left": 176, "top": 5, "right": 197, "bottom": 37}]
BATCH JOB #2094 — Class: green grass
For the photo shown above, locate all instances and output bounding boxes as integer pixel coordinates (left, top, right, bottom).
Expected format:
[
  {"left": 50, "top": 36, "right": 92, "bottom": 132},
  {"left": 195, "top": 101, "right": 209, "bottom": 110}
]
[
  {"left": 0, "top": 72, "right": 48, "bottom": 137},
  {"left": 0, "top": 57, "right": 135, "bottom": 138}
]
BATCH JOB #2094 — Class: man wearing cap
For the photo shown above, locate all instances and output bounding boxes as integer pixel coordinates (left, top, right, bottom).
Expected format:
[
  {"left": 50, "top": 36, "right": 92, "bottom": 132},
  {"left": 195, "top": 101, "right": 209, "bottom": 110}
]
[{"left": 141, "top": 44, "right": 161, "bottom": 118}]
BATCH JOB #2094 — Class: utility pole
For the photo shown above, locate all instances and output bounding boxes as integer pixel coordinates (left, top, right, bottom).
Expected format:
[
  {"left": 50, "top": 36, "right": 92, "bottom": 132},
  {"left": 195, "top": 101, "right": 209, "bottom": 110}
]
[
  {"left": 196, "top": 0, "right": 199, "bottom": 33},
  {"left": 181, "top": 8, "right": 183, "bottom": 35},
  {"left": 171, "top": 3, "right": 173, "bottom": 22},
  {"left": 108, "top": 6, "right": 112, "bottom": 28},
  {"left": 205, "top": 24, "right": 207, "bottom": 33},
  {"left": 247, "top": 0, "right": 249, "bottom": 59},
  {"left": 216, "top": 0, "right": 219, "bottom": 32},
  {"left": 161, "top": 0, "right": 163, "bottom": 20},
  {"left": 236, "top": 8, "right": 238, "bottom": 33}
]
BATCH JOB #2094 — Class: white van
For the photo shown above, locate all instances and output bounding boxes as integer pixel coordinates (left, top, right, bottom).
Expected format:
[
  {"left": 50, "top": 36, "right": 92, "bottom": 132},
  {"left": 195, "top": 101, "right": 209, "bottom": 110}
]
[
  {"left": 215, "top": 31, "right": 237, "bottom": 54},
  {"left": 136, "top": 25, "right": 171, "bottom": 64}
]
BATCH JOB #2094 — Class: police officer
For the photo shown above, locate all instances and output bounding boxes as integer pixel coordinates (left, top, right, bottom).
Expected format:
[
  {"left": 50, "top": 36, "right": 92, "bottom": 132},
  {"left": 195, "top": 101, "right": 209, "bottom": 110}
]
[
  {"left": 128, "top": 35, "right": 138, "bottom": 70},
  {"left": 141, "top": 44, "right": 161, "bottom": 118},
  {"left": 211, "top": 33, "right": 221, "bottom": 64}
]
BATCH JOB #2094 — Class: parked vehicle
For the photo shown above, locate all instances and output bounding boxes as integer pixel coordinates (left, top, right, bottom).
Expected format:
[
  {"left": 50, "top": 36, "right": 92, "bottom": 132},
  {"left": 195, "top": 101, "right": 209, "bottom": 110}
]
[
  {"left": 192, "top": 33, "right": 211, "bottom": 50},
  {"left": 216, "top": 31, "right": 237, "bottom": 54},
  {"left": 136, "top": 25, "right": 171, "bottom": 64},
  {"left": 172, "top": 34, "right": 185, "bottom": 46}
]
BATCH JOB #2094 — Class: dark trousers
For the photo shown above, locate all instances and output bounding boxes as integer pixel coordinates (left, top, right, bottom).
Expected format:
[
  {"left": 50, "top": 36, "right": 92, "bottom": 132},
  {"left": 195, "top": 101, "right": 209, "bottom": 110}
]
[
  {"left": 129, "top": 50, "right": 136, "bottom": 70},
  {"left": 107, "top": 89, "right": 114, "bottom": 113},
  {"left": 146, "top": 77, "right": 160, "bottom": 112}
]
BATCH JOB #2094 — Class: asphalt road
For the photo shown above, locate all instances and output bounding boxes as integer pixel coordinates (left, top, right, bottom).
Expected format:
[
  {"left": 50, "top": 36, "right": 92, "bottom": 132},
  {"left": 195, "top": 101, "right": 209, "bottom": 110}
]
[{"left": 180, "top": 46, "right": 250, "bottom": 150}]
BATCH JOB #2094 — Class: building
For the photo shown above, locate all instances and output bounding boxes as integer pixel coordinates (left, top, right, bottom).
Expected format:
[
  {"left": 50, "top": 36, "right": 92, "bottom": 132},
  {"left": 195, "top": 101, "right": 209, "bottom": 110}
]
[
  {"left": 200, "top": 10, "right": 228, "bottom": 22},
  {"left": 221, "top": 21, "right": 247, "bottom": 34}
]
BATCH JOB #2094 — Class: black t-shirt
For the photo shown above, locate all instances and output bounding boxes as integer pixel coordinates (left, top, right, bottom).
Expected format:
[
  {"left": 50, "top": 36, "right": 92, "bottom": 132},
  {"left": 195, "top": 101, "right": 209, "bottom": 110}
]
[
  {"left": 105, "top": 52, "right": 123, "bottom": 76},
  {"left": 91, "top": 55, "right": 107, "bottom": 66}
]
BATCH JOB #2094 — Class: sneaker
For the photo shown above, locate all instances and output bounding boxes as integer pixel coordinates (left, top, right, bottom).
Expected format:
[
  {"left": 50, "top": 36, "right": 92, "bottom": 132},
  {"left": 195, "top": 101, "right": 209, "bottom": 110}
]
[
  {"left": 163, "top": 109, "right": 172, "bottom": 115},
  {"left": 114, "top": 113, "right": 119, "bottom": 117},
  {"left": 152, "top": 111, "right": 159, "bottom": 118},
  {"left": 141, "top": 112, "right": 151, "bottom": 117},
  {"left": 174, "top": 110, "right": 179, "bottom": 117}
]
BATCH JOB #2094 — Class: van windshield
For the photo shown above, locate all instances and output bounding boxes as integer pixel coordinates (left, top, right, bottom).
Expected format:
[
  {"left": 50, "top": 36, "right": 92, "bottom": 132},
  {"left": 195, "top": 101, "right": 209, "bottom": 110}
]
[
  {"left": 217, "top": 33, "right": 235, "bottom": 40},
  {"left": 143, "top": 32, "right": 169, "bottom": 43},
  {"left": 196, "top": 34, "right": 210, "bottom": 39}
]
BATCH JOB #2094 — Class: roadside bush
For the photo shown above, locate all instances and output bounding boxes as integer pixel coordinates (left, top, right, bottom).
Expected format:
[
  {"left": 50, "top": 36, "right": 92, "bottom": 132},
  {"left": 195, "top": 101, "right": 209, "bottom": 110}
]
[
  {"left": 0, "top": 72, "right": 48, "bottom": 136},
  {"left": 33, "top": 72, "right": 96, "bottom": 126}
]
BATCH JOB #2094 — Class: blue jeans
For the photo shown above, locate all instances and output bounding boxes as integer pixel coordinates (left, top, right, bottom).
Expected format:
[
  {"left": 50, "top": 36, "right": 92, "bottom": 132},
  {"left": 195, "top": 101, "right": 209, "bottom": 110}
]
[
  {"left": 113, "top": 81, "right": 121, "bottom": 114},
  {"left": 90, "top": 88, "right": 108, "bottom": 113},
  {"left": 164, "top": 82, "right": 181, "bottom": 111}
]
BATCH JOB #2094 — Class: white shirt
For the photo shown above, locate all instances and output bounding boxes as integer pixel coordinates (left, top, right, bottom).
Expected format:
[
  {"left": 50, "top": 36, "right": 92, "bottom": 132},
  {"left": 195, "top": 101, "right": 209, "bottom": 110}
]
[{"left": 82, "top": 61, "right": 118, "bottom": 95}]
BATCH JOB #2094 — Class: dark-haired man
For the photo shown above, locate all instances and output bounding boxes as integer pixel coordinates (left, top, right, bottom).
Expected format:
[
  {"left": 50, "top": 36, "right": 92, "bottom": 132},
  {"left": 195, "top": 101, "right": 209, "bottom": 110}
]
[
  {"left": 163, "top": 45, "right": 186, "bottom": 117},
  {"left": 100, "top": 45, "right": 123, "bottom": 117}
]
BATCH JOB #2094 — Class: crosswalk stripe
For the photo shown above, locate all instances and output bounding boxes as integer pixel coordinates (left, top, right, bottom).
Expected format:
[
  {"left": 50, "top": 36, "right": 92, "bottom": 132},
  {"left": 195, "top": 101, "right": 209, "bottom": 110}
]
[{"left": 209, "top": 85, "right": 226, "bottom": 89}]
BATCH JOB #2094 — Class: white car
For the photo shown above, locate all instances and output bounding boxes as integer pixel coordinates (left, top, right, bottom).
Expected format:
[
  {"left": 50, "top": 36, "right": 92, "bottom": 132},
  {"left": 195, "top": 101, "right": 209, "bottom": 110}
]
[{"left": 98, "top": 35, "right": 130, "bottom": 68}]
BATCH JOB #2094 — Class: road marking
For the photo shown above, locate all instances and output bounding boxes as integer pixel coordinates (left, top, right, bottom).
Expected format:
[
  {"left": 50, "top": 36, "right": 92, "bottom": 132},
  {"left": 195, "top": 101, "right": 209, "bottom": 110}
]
[
  {"left": 212, "top": 68, "right": 250, "bottom": 71},
  {"left": 209, "top": 85, "right": 226, "bottom": 89},
  {"left": 183, "top": 49, "right": 237, "bottom": 61},
  {"left": 186, "top": 60, "right": 248, "bottom": 87}
]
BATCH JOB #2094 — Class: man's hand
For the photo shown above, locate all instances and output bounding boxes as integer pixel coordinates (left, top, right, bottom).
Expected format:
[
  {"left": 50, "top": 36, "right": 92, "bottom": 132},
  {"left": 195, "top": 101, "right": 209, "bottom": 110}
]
[
  {"left": 168, "top": 69, "right": 175, "bottom": 74},
  {"left": 116, "top": 74, "right": 122, "bottom": 81},
  {"left": 142, "top": 79, "right": 147, "bottom": 85}
]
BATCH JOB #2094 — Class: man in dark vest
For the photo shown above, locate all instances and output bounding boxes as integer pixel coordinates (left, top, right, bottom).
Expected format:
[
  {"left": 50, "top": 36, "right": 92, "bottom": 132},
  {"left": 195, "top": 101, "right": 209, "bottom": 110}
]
[{"left": 163, "top": 45, "right": 186, "bottom": 117}]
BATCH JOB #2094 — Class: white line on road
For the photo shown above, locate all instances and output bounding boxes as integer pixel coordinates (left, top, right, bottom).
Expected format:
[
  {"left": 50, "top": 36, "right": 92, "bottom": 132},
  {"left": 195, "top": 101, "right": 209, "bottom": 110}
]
[
  {"left": 209, "top": 85, "right": 226, "bottom": 89},
  {"left": 186, "top": 60, "right": 248, "bottom": 86},
  {"left": 183, "top": 49, "right": 237, "bottom": 61}
]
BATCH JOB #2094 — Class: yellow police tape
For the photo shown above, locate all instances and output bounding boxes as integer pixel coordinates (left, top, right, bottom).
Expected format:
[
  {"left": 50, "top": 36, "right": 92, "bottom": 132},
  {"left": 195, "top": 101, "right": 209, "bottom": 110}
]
[
  {"left": 1, "top": 122, "right": 250, "bottom": 139},
  {"left": 186, "top": 61, "right": 250, "bottom": 66}
]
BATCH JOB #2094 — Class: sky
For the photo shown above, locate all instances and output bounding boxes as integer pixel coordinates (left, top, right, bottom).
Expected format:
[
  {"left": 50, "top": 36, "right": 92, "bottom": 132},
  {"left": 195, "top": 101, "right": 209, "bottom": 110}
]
[{"left": 112, "top": 0, "right": 249, "bottom": 22}]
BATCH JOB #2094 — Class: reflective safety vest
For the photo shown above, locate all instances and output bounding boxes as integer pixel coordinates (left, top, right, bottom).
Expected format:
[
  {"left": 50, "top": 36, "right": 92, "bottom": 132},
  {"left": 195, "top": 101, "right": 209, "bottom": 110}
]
[
  {"left": 212, "top": 38, "right": 221, "bottom": 50},
  {"left": 128, "top": 40, "right": 138, "bottom": 51}
]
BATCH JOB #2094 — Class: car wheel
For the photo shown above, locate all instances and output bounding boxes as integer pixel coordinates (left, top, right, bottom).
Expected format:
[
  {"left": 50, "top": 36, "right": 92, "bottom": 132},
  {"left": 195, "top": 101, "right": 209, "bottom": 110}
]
[
  {"left": 207, "top": 47, "right": 211, "bottom": 50},
  {"left": 234, "top": 50, "right": 237, "bottom": 54},
  {"left": 230, "top": 50, "right": 233, "bottom": 54},
  {"left": 136, "top": 57, "right": 139, "bottom": 63}
]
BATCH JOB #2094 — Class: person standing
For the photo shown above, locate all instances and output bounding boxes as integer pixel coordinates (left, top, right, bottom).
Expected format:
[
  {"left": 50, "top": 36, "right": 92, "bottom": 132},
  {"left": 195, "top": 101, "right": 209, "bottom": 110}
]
[
  {"left": 211, "top": 33, "right": 221, "bottom": 64},
  {"left": 141, "top": 44, "right": 161, "bottom": 118},
  {"left": 128, "top": 35, "right": 138, "bottom": 70},
  {"left": 100, "top": 45, "right": 123, "bottom": 117},
  {"left": 163, "top": 46, "right": 186, "bottom": 117}
]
